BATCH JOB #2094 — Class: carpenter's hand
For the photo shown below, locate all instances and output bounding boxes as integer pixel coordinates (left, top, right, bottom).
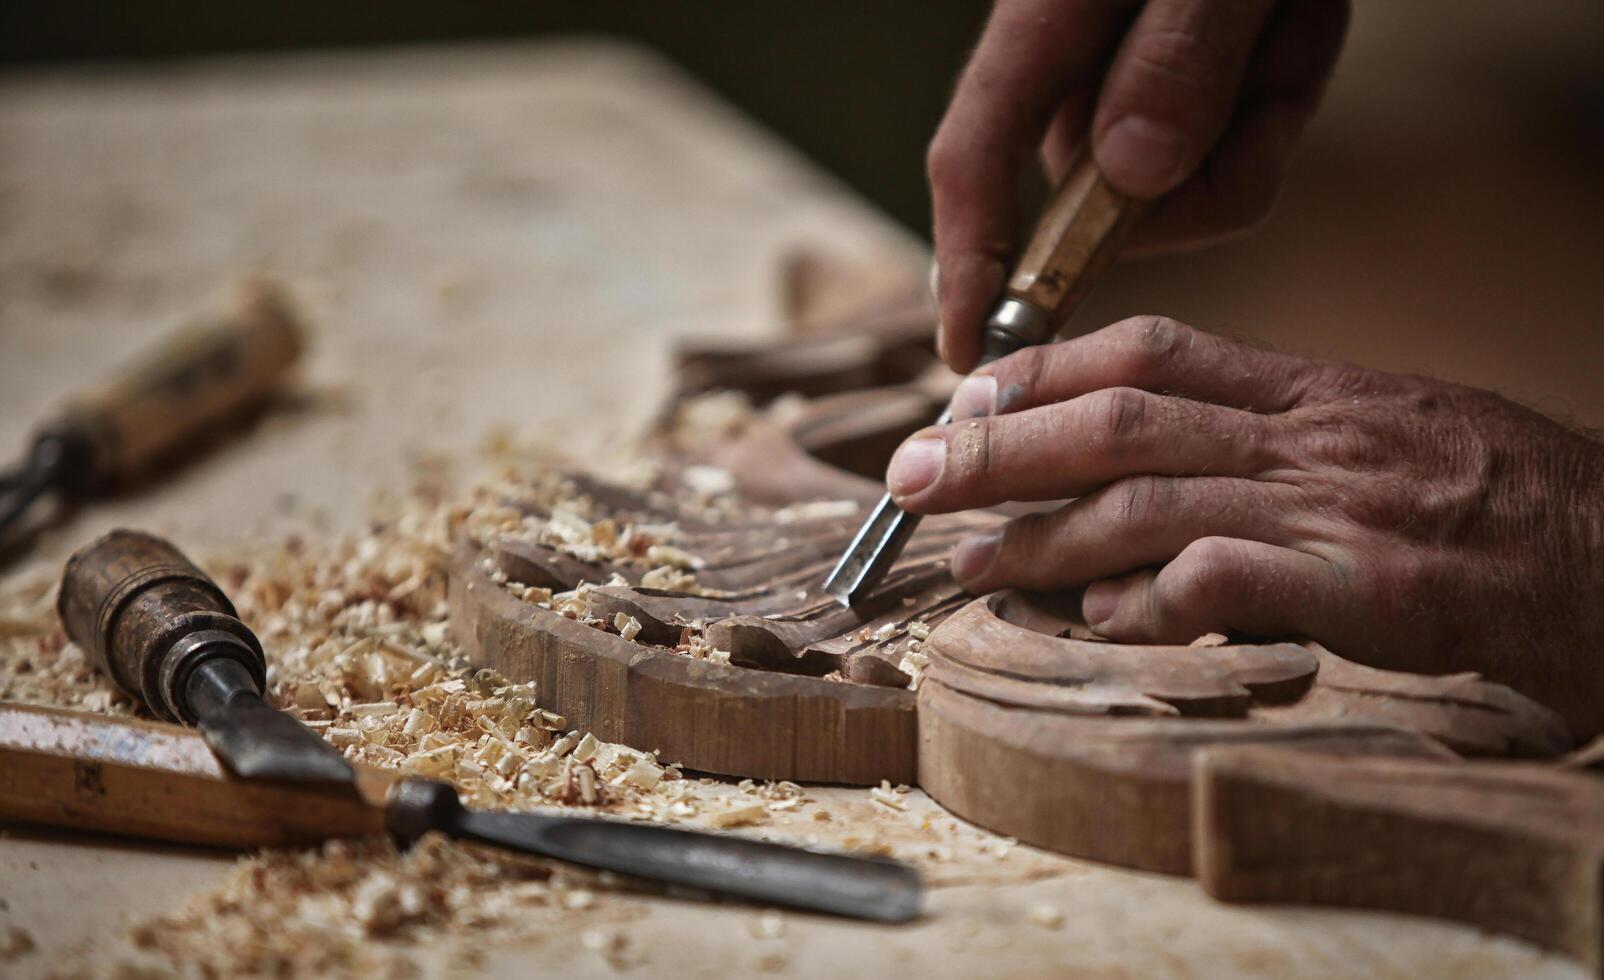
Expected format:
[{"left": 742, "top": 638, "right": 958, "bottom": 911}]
[
  {"left": 930, "top": 0, "right": 1349, "bottom": 371},
  {"left": 889, "top": 316, "right": 1604, "bottom": 739}
]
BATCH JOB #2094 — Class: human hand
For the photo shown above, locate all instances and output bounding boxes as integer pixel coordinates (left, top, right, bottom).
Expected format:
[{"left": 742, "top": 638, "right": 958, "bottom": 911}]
[
  {"left": 929, "top": 0, "right": 1350, "bottom": 372},
  {"left": 888, "top": 316, "right": 1604, "bottom": 739}
]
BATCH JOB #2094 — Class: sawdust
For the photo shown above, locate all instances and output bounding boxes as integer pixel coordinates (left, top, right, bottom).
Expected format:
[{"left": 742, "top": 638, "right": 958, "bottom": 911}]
[
  {"left": 0, "top": 446, "right": 920, "bottom": 975},
  {"left": 0, "top": 410, "right": 1064, "bottom": 976}
]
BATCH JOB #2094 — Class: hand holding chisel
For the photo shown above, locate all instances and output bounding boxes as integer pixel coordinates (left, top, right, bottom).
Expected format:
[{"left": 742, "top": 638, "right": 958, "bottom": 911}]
[
  {"left": 30, "top": 529, "right": 923, "bottom": 922},
  {"left": 824, "top": 151, "right": 1145, "bottom": 606}
]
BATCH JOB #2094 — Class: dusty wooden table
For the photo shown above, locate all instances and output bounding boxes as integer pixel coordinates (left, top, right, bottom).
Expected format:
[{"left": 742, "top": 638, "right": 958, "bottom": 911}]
[{"left": 0, "top": 40, "right": 1587, "bottom": 979}]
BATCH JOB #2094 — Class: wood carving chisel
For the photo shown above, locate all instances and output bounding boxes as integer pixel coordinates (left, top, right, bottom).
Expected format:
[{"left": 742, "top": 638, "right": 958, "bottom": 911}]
[
  {"left": 823, "top": 151, "right": 1145, "bottom": 607},
  {"left": 42, "top": 528, "right": 924, "bottom": 922},
  {"left": 0, "top": 281, "right": 303, "bottom": 545}
]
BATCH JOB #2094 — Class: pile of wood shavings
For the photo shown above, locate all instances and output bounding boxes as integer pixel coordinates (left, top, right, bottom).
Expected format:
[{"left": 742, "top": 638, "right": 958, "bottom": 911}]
[
  {"left": 0, "top": 460, "right": 880, "bottom": 974},
  {"left": 123, "top": 832, "right": 634, "bottom": 977}
]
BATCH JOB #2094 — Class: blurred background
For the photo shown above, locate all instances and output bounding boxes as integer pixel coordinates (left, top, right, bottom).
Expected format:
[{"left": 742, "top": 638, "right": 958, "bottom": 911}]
[
  {"left": 5, "top": 2, "right": 1601, "bottom": 422},
  {"left": 2, "top": 2, "right": 1602, "bottom": 569}
]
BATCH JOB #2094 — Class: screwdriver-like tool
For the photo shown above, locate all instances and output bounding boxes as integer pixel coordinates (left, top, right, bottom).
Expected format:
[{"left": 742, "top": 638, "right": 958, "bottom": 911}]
[
  {"left": 823, "top": 152, "right": 1145, "bottom": 607},
  {"left": 0, "top": 281, "right": 303, "bottom": 545},
  {"left": 54, "top": 529, "right": 923, "bottom": 922}
]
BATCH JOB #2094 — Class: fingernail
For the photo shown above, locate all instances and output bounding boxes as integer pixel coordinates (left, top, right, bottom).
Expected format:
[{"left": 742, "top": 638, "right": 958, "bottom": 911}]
[
  {"left": 935, "top": 321, "right": 949, "bottom": 365},
  {"left": 887, "top": 438, "right": 945, "bottom": 497},
  {"left": 951, "top": 374, "right": 997, "bottom": 419},
  {"left": 1098, "top": 116, "right": 1189, "bottom": 196},
  {"left": 927, "top": 260, "right": 941, "bottom": 301},
  {"left": 1082, "top": 580, "right": 1123, "bottom": 628},
  {"left": 951, "top": 528, "right": 1002, "bottom": 585}
]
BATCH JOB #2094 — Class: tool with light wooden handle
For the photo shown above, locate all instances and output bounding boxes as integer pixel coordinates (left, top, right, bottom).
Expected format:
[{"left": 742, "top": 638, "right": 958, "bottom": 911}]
[
  {"left": 0, "top": 280, "right": 305, "bottom": 540},
  {"left": 0, "top": 701, "right": 389, "bottom": 849},
  {"left": 0, "top": 701, "right": 925, "bottom": 921},
  {"left": 824, "top": 150, "right": 1146, "bottom": 606}
]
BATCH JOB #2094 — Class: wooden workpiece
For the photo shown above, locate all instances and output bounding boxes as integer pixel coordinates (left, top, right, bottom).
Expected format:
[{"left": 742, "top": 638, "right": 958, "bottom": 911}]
[
  {"left": 1195, "top": 746, "right": 1604, "bottom": 975},
  {"left": 915, "top": 591, "right": 1569, "bottom": 875}
]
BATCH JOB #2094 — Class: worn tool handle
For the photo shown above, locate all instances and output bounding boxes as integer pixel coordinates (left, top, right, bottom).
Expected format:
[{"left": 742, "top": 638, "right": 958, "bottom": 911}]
[
  {"left": 58, "top": 529, "right": 265, "bottom": 723},
  {"left": 47, "top": 280, "right": 304, "bottom": 491},
  {"left": 974, "top": 150, "right": 1147, "bottom": 367},
  {"left": 0, "top": 702, "right": 387, "bottom": 848},
  {"left": 1008, "top": 149, "right": 1144, "bottom": 326},
  {"left": 388, "top": 780, "right": 924, "bottom": 922}
]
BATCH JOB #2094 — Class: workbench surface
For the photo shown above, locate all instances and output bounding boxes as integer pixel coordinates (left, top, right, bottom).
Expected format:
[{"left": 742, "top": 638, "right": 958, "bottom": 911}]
[{"left": 0, "top": 40, "right": 1587, "bottom": 980}]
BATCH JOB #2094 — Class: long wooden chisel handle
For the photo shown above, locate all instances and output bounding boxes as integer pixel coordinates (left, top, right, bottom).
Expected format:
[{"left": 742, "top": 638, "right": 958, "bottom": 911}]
[{"left": 0, "top": 701, "right": 387, "bottom": 849}]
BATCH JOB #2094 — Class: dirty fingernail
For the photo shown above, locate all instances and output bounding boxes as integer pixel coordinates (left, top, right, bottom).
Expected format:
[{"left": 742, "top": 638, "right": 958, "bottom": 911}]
[
  {"left": 1082, "top": 580, "right": 1123, "bottom": 628},
  {"left": 1098, "top": 116, "right": 1188, "bottom": 196},
  {"left": 888, "top": 438, "right": 946, "bottom": 497},
  {"left": 951, "top": 529, "right": 1003, "bottom": 585},
  {"left": 951, "top": 374, "right": 997, "bottom": 419}
]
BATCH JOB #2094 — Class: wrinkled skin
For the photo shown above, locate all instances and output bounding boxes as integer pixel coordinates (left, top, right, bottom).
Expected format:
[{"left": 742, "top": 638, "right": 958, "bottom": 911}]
[
  {"left": 888, "top": 317, "right": 1604, "bottom": 740},
  {"left": 929, "top": 0, "right": 1350, "bottom": 370}
]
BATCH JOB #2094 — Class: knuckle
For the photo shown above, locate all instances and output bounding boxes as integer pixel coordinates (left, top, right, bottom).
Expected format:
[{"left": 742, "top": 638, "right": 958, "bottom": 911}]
[
  {"left": 1089, "top": 386, "right": 1152, "bottom": 454},
  {"left": 993, "top": 344, "right": 1047, "bottom": 409},
  {"left": 1294, "top": 407, "right": 1384, "bottom": 471},
  {"left": 1110, "top": 315, "right": 1195, "bottom": 378},
  {"left": 1361, "top": 548, "right": 1438, "bottom": 625},
  {"left": 1163, "top": 536, "right": 1247, "bottom": 611},
  {"left": 1123, "top": 27, "right": 1230, "bottom": 100},
  {"left": 1000, "top": 511, "right": 1056, "bottom": 583},
  {"left": 1107, "top": 476, "right": 1167, "bottom": 529}
]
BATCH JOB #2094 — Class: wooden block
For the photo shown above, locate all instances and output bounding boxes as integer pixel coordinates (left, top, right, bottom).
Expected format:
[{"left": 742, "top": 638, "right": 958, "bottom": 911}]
[{"left": 1195, "top": 745, "right": 1604, "bottom": 976}]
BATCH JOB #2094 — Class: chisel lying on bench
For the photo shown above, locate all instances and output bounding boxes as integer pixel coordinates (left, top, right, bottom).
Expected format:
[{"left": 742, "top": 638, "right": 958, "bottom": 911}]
[{"left": 0, "top": 530, "right": 922, "bottom": 923}]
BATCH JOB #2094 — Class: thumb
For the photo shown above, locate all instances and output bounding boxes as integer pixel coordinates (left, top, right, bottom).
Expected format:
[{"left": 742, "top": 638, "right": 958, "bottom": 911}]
[{"left": 1092, "top": 0, "right": 1279, "bottom": 198}]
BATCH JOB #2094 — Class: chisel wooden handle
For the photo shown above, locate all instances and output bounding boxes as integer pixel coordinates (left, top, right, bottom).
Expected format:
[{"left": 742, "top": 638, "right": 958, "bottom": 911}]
[
  {"left": 0, "top": 702, "right": 387, "bottom": 848},
  {"left": 58, "top": 529, "right": 266, "bottom": 723},
  {"left": 977, "top": 149, "right": 1147, "bottom": 365},
  {"left": 43, "top": 280, "right": 304, "bottom": 493}
]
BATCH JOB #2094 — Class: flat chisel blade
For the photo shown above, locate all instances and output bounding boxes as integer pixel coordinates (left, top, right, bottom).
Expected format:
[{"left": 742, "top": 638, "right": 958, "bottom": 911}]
[
  {"left": 197, "top": 694, "right": 356, "bottom": 784},
  {"left": 387, "top": 780, "right": 924, "bottom": 922},
  {"left": 823, "top": 408, "right": 950, "bottom": 607}
]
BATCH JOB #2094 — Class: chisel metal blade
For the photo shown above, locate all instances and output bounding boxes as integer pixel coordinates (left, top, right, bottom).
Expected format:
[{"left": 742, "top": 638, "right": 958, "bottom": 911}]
[
  {"left": 822, "top": 409, "right": 950, "bottom": 608},
  {"left": 196, "top": 691, "right": 355, "bottom": 784},
  {"left": 388, "top": 780, "right": 924, "bottom": 922}
]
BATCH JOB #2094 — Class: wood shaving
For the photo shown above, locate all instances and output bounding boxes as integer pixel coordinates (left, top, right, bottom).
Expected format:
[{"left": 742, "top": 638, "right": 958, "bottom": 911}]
[
  {"left": 0, "top": 442, "right": 1064, "bottom": 975},
  {"left": 898, "top": 647, "right": 929, "bottom": 691},
  {"left": 121, "top": 833, "right": 615, "bottom": 976},
  {"left": 612, "top": 613, "right": 643, "bottom": 643}
]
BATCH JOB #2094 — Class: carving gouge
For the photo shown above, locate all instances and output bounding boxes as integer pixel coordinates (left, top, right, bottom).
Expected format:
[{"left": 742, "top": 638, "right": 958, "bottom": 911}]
[
  {"left": 0, "top": 281, "right": 303, "bottom": 545},
  {"left": 823, "top": 151, "right": 1145, "bottom": 607},
  {"left": 49, "top": 529, "right": 923, "bottom": 922}
]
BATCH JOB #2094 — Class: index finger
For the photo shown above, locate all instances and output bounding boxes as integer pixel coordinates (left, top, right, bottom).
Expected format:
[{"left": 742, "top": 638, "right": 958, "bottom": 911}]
[{"left": 948, "top": 315, "right": 1324, "bottom": 421}]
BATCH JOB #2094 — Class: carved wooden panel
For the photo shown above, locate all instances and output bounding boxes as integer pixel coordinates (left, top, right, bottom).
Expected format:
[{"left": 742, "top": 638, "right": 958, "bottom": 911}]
[
  {"left": 450, "top": 291, "right": 1589, "bottom": 970},
  {"left": 915, "top": 591, "right": 1571, "bottom": 875}
]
